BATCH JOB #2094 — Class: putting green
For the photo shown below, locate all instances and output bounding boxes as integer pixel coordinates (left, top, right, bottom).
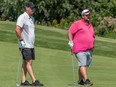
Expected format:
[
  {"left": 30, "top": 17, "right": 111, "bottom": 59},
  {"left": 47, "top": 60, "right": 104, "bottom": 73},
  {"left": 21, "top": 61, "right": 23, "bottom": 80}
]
[{"left": 0, "top": 42, "right": 116, "bottom": 87}]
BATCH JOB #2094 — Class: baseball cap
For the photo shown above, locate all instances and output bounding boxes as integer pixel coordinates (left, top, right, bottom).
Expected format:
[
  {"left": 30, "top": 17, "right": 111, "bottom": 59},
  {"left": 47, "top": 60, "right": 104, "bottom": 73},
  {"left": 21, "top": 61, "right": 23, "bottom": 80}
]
[
  {"left": 26, "top": 2, "right": 35, "bottom": 9},
  {"left": 81, "top": 9, "right": 90, "bottom": 16}
]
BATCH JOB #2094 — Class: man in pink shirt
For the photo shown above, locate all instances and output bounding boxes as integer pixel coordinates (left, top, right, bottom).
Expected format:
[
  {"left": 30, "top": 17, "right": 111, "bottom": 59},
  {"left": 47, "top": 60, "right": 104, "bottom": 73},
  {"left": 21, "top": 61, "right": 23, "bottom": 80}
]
[{"left": 68, "top": 9, "right": 95, "bottom": 86}]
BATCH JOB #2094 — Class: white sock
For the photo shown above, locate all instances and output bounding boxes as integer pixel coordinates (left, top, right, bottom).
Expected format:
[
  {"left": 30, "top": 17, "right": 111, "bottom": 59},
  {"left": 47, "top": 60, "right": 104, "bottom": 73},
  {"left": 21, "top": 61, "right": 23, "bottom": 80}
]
[
  {"left": 22, "top": 80, "right": 25, "bottom": 83},
  {"left": 33, "top": 80, "right": 36, "bottom": 83}
]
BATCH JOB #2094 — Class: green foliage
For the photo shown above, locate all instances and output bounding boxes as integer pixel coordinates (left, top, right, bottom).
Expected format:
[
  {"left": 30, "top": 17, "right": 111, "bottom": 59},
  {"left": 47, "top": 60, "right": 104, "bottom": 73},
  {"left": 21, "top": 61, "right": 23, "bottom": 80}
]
[
  {"left": 0, "top": 0, "right": 26, "bottom": 21},
  {"left": 59, "top": 18, "right": 69, "bottom": 29},
  {"left": 0, "top": 0, "right": 115, "bottom": 21},
  {"left": 52, "top": 19, "right": 58, "bottom": 27},
  {"left": 95, "top": 17, "right": 116, "bottom": 37},
  {"left": 52, "top": 18, "right": 69, "bottom": 29}
]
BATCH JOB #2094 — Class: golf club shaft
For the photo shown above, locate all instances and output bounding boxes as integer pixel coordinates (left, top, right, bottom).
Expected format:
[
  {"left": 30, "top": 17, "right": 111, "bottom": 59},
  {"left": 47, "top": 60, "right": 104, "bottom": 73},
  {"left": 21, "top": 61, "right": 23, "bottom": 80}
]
[
  {"left": 71, "top": 53, "right": 76, "bottom": 84},
  {"left": 16, "top": 48, "right": 22, "bottom": 84}
]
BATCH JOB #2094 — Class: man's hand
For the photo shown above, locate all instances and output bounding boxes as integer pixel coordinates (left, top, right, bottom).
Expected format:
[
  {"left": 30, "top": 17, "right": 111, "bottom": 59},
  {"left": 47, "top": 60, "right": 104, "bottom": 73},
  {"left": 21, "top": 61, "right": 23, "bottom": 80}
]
[
  {"left": 68, "top": 41, "right": 74, "bottom": 48},
  {"left": 20, "top": 41, "right": 26, "bottom": 47}
]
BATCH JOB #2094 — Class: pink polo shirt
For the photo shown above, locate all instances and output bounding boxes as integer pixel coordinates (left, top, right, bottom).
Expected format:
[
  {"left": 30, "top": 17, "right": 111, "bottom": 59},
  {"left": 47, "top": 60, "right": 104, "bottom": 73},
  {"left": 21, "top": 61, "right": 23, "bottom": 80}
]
[{"left": 68, "top": 19, "right": 95, "bottom": 53}]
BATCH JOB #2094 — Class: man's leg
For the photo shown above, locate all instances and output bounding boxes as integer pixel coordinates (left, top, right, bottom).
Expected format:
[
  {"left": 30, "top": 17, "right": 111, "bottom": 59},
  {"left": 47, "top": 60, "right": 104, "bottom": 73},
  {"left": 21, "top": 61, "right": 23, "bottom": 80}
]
[
  {"left": 21, "top": 48, "right": 43, "bottom": 86},
  {"left": 26, "top": 60, "right": 36, "bottom": 82},
  {"left": 79, "top": 66, "right": 87, "bottom": 80},
  {"left": 22, "top": 61, "right": 27, "bottom": 82},
  {"left": 77, "top": 51, "right": 93, "bottom": 86},
  {"left": 25, "top": 60, "right": 43, "bottom": 86},
  {"left": 21, "top": 61, "right": 31, "bottom": 86},
  {"left": 75, "top": 52, "right": 88, "bottom": 81},
  {"left": 22, "top": 60, "right": 37, "bottom": 82},
  {"left": 25, "top": 59, "right": 36, "bottom": 82}
]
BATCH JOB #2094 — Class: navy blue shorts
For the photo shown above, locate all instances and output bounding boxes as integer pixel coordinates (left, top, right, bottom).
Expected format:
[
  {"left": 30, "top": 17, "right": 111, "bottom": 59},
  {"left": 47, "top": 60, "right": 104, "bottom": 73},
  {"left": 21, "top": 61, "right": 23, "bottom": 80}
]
[{"left": 20, "top": 48, "right": 35, "bottom": 60}]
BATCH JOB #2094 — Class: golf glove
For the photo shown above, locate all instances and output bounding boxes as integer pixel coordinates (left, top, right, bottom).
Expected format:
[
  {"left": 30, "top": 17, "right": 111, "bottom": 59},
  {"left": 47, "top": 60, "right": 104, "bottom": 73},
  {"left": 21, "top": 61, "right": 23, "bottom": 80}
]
[
  {"left": 68, "top": 41, "right": 73, "bottom": 48},
  {"left": 20, "top": 41, "right": 26, "bottom": 47}
]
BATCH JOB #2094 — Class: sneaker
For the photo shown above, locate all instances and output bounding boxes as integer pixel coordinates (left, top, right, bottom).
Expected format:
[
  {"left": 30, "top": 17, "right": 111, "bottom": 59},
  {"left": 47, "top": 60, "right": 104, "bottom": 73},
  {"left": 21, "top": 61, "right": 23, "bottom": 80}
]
[
  {"left": 84, "top": 79, "right": 93, "bottom": 86},
  {"left": 32, "top": 80, "right": 43, "bottom": 86},
  {"left": 78, "top": 79, "right": 84, "bottom": 85},
  {"left": 20, "top": 80, "right": 31, "bottom": 86}
]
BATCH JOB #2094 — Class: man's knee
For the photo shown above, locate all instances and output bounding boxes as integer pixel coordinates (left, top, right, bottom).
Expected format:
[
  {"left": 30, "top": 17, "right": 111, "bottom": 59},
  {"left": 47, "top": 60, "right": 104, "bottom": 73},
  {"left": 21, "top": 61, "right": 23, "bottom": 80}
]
[{"left": 25, "top": 60, "right": 32, "bottom": 65}]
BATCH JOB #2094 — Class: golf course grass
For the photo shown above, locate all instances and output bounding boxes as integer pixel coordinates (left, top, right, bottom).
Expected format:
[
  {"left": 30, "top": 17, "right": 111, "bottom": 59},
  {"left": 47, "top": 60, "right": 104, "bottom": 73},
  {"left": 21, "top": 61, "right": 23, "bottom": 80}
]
[{"left": 0, "top": 21, "right": 116, "bottom": 87}]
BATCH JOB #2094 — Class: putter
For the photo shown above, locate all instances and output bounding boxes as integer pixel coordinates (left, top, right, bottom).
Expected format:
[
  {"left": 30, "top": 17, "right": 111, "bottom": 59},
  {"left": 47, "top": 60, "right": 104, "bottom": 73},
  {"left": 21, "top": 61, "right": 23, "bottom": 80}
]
[
  {"left": 71, "top": 53, "right": 76, "bottom": 85},
  {"left": 16, "top": 48, "right": 22, "bottom": 86}
]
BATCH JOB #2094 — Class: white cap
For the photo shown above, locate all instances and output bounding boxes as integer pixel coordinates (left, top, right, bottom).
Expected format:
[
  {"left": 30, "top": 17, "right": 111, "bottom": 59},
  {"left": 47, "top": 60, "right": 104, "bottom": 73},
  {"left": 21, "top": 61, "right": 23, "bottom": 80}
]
[{"left": 81, "top": 9, "right": 90, "bottom": 16}]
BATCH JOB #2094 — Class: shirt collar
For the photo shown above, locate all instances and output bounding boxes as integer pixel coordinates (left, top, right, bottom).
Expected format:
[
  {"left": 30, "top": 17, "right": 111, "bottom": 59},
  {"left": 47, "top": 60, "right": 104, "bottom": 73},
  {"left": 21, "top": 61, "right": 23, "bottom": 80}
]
[
  {"left": 81, "top": 18, "right": 90, "bottom": 26},
  {"left": 24, "top": 12, "right": 30, "bottom": 19}
]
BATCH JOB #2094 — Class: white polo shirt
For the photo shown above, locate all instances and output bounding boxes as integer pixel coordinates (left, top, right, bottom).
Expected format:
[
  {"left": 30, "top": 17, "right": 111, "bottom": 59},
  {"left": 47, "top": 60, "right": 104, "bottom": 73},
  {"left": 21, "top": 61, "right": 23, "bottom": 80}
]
[{"left": 16, "top": 12, "right": 35, "bottom": 48}]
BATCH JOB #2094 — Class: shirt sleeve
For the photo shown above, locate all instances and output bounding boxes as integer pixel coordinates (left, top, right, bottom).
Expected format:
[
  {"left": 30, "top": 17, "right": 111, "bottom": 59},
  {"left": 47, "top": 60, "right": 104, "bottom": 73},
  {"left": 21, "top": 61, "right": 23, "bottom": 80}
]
[
  {"left": 68, "top": 21, "right": 79, "bottom": 35},
  {"left": 16, "top": 15, "right": 24, "bottom": 28}
]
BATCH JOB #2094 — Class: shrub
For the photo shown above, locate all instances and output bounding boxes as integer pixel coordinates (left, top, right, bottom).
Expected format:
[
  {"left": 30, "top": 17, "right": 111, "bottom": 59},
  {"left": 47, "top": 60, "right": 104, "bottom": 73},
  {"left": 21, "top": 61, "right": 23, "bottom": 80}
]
[
  {"left": 52, "top": 19, "right": 58, "bottom": 27},
  {"left": 59, "top": 18, "right": 69, "bottom": 29},
  {"left": 95, "top": 16, "right": 116, "bottom": 36}
]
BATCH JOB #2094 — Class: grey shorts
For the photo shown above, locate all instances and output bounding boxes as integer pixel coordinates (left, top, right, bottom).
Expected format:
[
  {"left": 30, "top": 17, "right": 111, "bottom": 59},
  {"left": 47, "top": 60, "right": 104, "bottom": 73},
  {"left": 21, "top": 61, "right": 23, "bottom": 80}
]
[
  {"left": 20, "top": 48, "right": 35, "bottom": 60},
  {"left": 75, "top": 50, "right": 92, "bottom": 67}
]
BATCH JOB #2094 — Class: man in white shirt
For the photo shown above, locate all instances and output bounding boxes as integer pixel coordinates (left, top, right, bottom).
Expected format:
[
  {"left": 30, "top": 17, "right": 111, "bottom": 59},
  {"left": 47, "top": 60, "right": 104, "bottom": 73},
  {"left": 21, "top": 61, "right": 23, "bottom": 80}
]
[{"left": 15, "top": 2, "right": 43, "bottom": 86}]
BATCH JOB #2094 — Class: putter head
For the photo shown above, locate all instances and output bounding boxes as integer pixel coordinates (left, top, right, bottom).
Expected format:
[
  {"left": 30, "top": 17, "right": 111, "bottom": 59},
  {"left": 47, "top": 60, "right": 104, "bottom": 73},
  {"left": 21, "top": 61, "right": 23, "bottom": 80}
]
[{"left": 16, "top": 83, "right": 20, "bottom": 87}]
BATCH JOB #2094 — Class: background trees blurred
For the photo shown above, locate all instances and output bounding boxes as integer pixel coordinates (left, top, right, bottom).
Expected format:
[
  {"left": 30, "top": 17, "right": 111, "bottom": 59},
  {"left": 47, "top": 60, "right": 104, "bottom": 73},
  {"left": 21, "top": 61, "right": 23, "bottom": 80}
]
[{"left": 0, "top": 0, "right": 116, "bottom": 37}]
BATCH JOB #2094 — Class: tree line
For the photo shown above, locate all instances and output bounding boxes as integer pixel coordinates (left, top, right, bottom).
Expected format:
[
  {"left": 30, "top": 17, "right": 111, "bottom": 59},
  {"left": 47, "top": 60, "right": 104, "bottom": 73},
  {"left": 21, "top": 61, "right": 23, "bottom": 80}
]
[{"left": 0, "top": 0, "right": 116, "bottom": 36}]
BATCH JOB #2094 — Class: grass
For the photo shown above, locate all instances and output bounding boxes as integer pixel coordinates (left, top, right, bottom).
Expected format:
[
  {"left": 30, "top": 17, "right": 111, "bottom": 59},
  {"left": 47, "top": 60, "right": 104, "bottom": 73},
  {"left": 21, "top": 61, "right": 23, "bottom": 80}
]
[{"left": 0, "top": 21, "right": 116, "bottom": 87}]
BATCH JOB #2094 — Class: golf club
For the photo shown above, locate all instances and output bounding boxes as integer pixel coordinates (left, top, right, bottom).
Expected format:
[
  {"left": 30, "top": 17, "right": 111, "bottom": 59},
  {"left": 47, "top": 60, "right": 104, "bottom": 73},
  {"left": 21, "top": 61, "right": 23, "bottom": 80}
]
[
  {"left": 16, "top": 48, "right": 22, "bottom": 86},
  {"left": 71, "top": 53, "right": 76, "bottom": 85}
]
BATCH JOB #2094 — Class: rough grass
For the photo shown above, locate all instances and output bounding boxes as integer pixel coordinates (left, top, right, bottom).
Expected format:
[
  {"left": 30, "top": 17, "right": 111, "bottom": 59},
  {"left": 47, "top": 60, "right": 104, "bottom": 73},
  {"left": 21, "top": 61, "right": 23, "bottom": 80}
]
[{"left": 0, "top": 21, "right": 116, "bottom": 58}]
